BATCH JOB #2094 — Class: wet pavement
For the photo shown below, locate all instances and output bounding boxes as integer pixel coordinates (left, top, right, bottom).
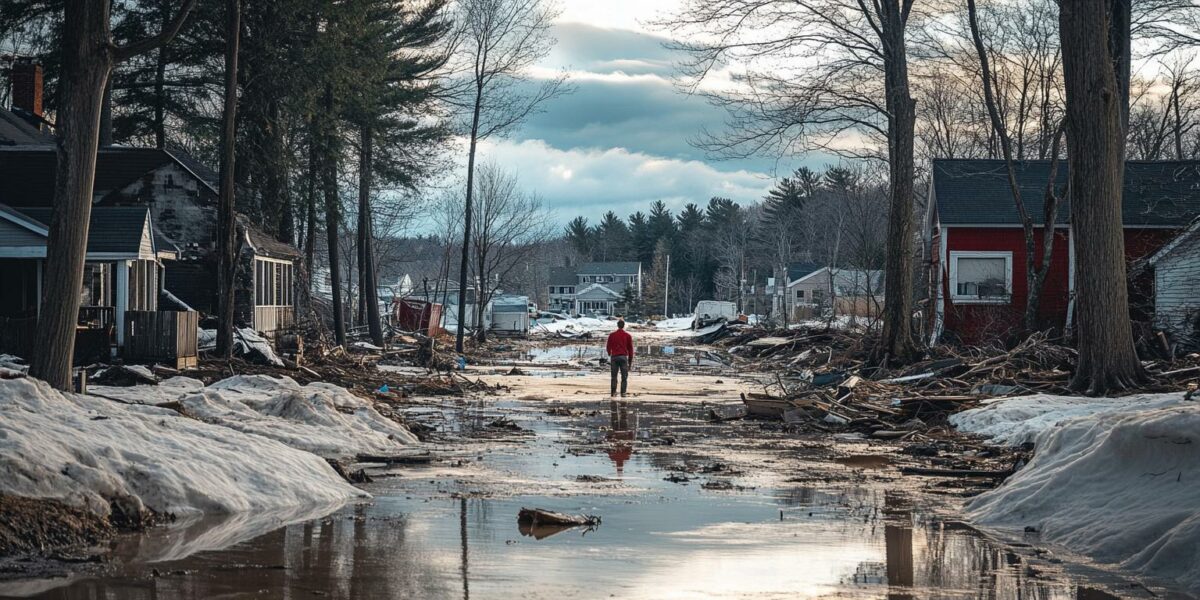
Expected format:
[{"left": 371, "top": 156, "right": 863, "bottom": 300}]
[{"left": 0, "top": 365, "right": 1180, "bottom": 600}]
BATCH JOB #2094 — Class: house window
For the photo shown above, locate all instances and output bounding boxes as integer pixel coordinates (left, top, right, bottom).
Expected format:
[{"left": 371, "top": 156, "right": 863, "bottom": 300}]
[
  {"left": 795, "top": 289, "right": 804, "bottom": 300},
  {"left": 80, "top": 263, "right": 111, "bottom": 307},
  {"left": 254, "top": 258, "right": 294, "bottom": 307},
  {"left": 950, "top": 251, "right": 1012, "bottom": 303}
]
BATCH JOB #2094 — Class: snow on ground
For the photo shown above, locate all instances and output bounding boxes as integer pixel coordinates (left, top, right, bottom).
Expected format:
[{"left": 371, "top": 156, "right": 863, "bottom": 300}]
[
  {"left": 530, "top": 316, "right": 616, "bottom": 336},
  {"left": 654, "top": 316, "right": 695, "bottom": 331},
  {"left": 0, "top": 378, "right": 363, "bottom": 519},
  {"left": 96, "top": 374, "right": 418, "bottom": 458},
  {"left": 957, "top": 393, "right": 1200, "bottom": 594},
  {"left": 950, "top": 392, "right": 1189, "bottom": 446},
  {"left": 90, "top": 376, "right": 205, "bottom": 405}
]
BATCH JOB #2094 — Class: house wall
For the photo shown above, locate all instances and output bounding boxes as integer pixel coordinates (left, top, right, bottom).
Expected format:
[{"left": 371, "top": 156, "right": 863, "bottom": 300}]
[
  {"left": 940, "top": 226, "right": 1175, "bottom": 343},
  {"left": 112, "top": 163, "right": 215, "bottom": 255},
  {"left": 1154, "top": 233, "right": 1200, "bottom": 350},
  {"left": 0, "top": 218, "right": 43, "bottom": 248}
]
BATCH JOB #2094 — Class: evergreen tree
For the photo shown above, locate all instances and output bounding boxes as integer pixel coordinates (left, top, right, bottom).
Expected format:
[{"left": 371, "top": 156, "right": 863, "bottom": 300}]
[{"left": 565, "top": 216, "right": 593, "bottom": 258}]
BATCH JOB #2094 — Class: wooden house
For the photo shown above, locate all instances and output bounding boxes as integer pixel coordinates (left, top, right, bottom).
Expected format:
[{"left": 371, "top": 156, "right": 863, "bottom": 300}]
[{"left": 926, "top": 159, "right": 1200, "bottom": 344}]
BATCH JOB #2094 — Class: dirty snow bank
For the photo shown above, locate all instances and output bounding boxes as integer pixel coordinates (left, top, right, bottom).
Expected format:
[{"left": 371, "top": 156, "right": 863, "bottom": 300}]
[
  {"left": 0, "top": 378, "right": 363, "bottom": 519},
  {"left": 654, "top": 316, "right": 695, "bottom": 331},
  {"left": 95, "top": 374, "right": 419, "bottom": 458},
  {"left": 183, "top": 375, "right": 418, "bottom": 457},
  {"left": 531, "top": 316, "right": 615, "bottom": 336},
  {"left": 950, "top": 392, "right": 1188, "bottom": 446},
  {"left": 960, "top": 395, "right": 1200, "bottom": 594}
]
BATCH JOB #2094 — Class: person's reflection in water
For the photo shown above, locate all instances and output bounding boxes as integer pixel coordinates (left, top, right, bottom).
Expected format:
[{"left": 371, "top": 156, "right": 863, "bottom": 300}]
[{"left": 606, "top": 400, "right": 637, "bottom": 476}]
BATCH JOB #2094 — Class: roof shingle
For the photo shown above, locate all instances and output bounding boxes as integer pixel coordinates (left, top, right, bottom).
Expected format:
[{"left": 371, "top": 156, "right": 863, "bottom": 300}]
[{"left": 932, "top": 159, "right": 1200, "bottom": 226}]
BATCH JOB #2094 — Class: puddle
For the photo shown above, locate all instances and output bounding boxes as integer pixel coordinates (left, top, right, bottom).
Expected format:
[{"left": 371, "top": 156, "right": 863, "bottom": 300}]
[
  {"left": 0, "top": 395, "right": 1166, "bottom": 600},
  {"left": 519, "top": 344, "right": 727, "bottom": 370}
]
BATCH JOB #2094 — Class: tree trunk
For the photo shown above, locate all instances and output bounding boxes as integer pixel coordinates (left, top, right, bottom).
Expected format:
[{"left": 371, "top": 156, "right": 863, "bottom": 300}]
[
  {"left": 456, "top": 86, "right": 484, "bottom": 353},
  {"left": 322, "top": 85, "right": 346, "bottom": 347},
  {"left": 215, "top": 0, "right": 241, "bottom": 359},
  {"left": 359, "top": 125, "right": 384, "bottom": 346},
  {"left": 30, "top": 1, "right": 114, "bottom": 389},
  {"left": 304, "top": 117, "right": 318, "bottom": 278},
  {"left": 875, "top": 4, "right": 919, "bottom": 365},
  {"left": 153, "top": 22, "right": 167, "bottom": 149},
  {"left": 1060, "top": 0, "right": 1145, "bottom": 394}
]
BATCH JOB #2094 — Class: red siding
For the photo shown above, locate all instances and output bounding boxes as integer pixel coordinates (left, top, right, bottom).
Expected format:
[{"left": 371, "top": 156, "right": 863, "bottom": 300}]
[{"left": 938, "top": 226, "right": 1176, "bottom": 344}]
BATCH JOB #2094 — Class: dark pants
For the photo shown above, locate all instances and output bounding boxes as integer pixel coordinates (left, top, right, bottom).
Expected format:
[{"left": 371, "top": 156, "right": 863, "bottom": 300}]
[{"left": 610, "top": 355, "right": 629, "bottom": 396}]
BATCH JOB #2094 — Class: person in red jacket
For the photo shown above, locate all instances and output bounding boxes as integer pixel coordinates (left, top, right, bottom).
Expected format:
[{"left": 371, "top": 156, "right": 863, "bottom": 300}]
[{"left": 605, "top": 320, "right": 634, "bottom": 397}]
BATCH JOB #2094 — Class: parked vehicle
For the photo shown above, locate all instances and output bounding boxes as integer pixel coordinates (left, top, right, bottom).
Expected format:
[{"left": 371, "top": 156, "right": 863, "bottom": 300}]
[{"left": 692, "top": 300, "right": 738, "bottom": 329}]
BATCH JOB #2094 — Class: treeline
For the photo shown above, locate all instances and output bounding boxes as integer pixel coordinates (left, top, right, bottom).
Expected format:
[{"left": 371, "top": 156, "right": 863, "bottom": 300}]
[{"left": 562, "top": 166, "right": 888, "bottom": 316}]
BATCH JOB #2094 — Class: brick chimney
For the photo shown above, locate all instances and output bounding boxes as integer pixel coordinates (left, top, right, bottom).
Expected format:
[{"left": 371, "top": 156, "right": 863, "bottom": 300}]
[{"left": 11, "top": 59, "right": 44, "bottom": 119}]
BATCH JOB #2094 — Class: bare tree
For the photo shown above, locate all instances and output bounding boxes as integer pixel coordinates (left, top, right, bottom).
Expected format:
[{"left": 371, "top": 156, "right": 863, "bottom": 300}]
[
  {"left": 467, "top": 164, "right": 552, "bottom": 342},
  {"left": 30, "top": 0, "right": 195, "bottom": 390},
  {"left": 1060, "top": 0, "right": 1146, "bottom": 394},
  {"left": 447, "top": 0, "right": 567, "bottom": 352},
  {"left": 967, "top": 0, "right": 1066, "bottom": 334},
  {"left": 216, "top": 0, "right": 241, "bottom": 359},
  {"left": 663, "top": 0, "right": 921, "bottom": 363}
]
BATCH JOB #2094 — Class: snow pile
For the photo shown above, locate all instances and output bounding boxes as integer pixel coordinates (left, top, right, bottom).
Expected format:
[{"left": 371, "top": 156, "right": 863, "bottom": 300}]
[
  {"left": 951, "top": 392, "right": 1188, "bottom": 446},
  {"left": 91, "top": 376, "right": 205, "bottom": 405},
  {"left": 180, "top": 375, "right": 418, "bottom": 457},
  {"left": 0, "top": 378, "right": 363, "bottom": 518},
  {"left": 966, "top": 400, "right": 1200, "bottom": 594},
  {"left": 197, "top": 328, "right": 284, "bottom": 366},
  {"left": 531, "top": 316, "right": 616, "bottom": 336},
  {"left": 655, "top": 316, "right": 695, "bottom": 331}
]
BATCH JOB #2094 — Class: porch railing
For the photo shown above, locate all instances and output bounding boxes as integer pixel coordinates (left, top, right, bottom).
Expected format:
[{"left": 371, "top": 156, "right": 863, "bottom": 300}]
[{"left": 78, "top": 306, "right": 115, "bottom": 330}]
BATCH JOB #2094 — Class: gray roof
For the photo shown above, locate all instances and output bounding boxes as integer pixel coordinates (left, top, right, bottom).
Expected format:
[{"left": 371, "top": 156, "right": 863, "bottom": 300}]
[
  {"left": 788, "top": 262, "right": 821, "bottom": 282},
  {"left": 0, "top": 107, "right": 54, "bottom": 146},
  {"left": 16, "top": 206, "right": 151, "bottom": 255},
  {"left": 549, "top": 266, "right": 577, "bottom": 286},
  {"left": 577, "top": 261, "right": 640, "bottom": 275},
  {"left": 932, "top": 159, "right": 1200, "bottom": 226}
]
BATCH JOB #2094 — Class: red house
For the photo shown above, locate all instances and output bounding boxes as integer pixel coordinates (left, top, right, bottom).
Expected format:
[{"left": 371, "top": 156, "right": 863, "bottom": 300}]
[{"left": 926, "top": 159, "right": 1200, "bottom": 344}]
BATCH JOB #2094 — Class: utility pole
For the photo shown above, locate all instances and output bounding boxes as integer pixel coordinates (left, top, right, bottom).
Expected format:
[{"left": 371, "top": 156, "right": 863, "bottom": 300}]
[{"left": 663, "top": 254, "right": 670, "bottom": 317}]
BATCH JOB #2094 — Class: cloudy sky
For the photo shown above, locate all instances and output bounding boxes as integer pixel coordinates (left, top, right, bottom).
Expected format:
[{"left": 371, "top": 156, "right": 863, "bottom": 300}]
[{"left": 463, "top": 0, "right": 816, "bottom": 227}]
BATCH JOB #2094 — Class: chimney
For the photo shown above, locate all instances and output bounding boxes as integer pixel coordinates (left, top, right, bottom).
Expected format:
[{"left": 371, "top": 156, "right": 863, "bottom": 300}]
[{"left": 11, "top": 59, "right": 44, "bottom": 120}]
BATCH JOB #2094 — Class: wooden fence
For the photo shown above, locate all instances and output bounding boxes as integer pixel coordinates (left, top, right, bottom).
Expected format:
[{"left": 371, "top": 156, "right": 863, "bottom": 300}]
[{"left": 125, "top": 311, "right": 199, "bottom": 369}]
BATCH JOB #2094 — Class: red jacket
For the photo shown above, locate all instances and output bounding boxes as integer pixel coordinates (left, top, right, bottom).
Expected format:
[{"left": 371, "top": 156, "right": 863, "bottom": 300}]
[{"left": 606, "top": 329, "right": 634, "bottom": 358}]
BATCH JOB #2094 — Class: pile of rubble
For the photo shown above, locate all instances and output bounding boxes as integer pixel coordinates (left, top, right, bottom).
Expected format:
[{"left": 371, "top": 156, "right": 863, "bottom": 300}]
[{"left": 714, "top": 326, "right": 1200, "bottom": 484}]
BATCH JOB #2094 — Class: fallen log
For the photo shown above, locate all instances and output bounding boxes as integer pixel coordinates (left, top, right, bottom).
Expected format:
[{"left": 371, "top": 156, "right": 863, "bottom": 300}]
[{"left": 900, "top": 466, "right": 1014, "bottom": 478}]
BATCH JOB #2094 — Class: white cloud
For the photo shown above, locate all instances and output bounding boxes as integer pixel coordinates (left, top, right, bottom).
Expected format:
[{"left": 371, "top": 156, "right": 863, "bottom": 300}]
[{"left": 472, "top": 138, "right": 774, "bottom": 224}]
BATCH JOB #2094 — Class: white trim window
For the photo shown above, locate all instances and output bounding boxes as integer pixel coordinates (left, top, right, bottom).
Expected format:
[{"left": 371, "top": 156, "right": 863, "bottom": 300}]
[
  {"left": 254, "top": 258, "right": 294, "bottom": 307},
  {"left": 949, "top": 251, "right": 1013, "bottom": 304}
]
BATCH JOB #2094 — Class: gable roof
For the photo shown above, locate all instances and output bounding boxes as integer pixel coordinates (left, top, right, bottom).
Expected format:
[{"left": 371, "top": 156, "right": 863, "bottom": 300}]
[
  {"left": 578, "top": 261, "right": 640, "bottom": 275},
  {"left": 9, "top": 205, "right": 155, "bottom": 256},
  {"left": 931, "top": 159, "right": 1200, "bottom": 227},
  {"left": 1146, "top": 217, "right": 1200, "bottom": 267},
  {"left": 575, "top": 282, "right": 623, "bottom": 299},
  {"left": 0, "top": 107, "right": 54, "bottom": 146},
  {"left": 787, "top": 261, "right": 822, "bottom": 282}
]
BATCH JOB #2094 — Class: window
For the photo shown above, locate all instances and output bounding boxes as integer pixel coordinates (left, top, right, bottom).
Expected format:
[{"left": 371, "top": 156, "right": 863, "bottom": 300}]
[
  {"left": 950, "top": 251, "right": 1012, "bottom": 303},
  {"left": 795, "top": 289, "right": 804, "bottom": 300},
  {"left": 254, "top": 259, "right": 295, "bottom": 307},
  {"left": 80, "top": 263, "right": 111, "bottom": 307}
]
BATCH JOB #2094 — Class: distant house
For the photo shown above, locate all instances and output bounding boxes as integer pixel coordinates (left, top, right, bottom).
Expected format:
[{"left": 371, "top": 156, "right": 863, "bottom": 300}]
[
  {"left": 1142, "top": 218, "right": 1200, "bottom": 351},
  {"left": 927, "top": 159, "right": 1200, "bottom": 343},
  {"left": 547, "top": 267, "right": 576, "bottom": 313},
  {"left": 545, "top": 261, "right": 642, "bottom": 316},
  {"left": 490, "top": 294, "right": 531, "bottom": 335},
  {"left": 788, "top": 267, "right": 885, "bottom": 318}
]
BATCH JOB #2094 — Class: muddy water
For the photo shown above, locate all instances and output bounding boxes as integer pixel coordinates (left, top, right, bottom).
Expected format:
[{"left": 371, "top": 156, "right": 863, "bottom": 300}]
[{"left": 0, "top": 392, "right": 1149, "bottom": 599}]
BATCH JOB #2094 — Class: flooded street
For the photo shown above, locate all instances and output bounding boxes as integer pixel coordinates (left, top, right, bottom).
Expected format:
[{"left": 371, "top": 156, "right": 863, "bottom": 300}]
[{"left": 0, "top": 360, "right": 1164, "bottom": 600}]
